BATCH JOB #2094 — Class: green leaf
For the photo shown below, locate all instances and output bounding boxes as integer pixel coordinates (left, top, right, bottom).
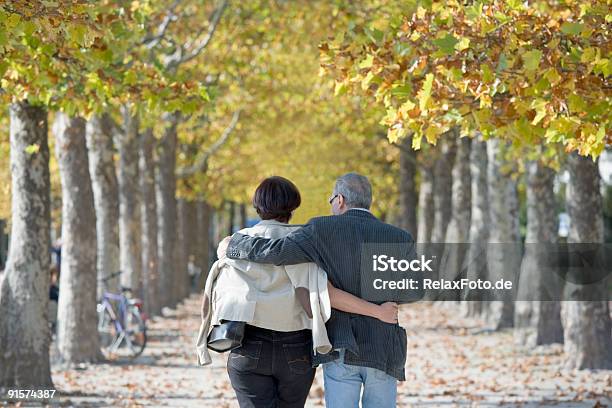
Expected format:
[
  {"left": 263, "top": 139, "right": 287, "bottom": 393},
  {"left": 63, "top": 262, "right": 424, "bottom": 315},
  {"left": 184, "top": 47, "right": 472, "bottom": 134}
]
[
  {"left": 561, "top": 22, "right": 585, "bottom": 35},
  {"left": 522, "top": 50, "right": 542, "bottom": 72},
  {"left": 595, "top": 125, "right": 605, "bottom": 143},
  {"left": 66, "top": 24, "right": 85, "bottom": 44},
  {"left": 432, "top": 33, "right": 459, "bottom": 56},
  {"left": 568, "top": 94, "right": 586, "bottom": 113},
  {"left": 455, "top": 37, "right": 470, "bottom": 51},
  {"left": 418, "top": 73, "right": 434, "bottom": 111},
  {"left": 364, "top": 27, "right": 384, "bottom": 44},
  {"left": 481, "top": 64, "right": 494, "bottom": 82},
  {"left": 361, "top": 71, "right": 376, "bottom": 90},
  {"left": 391, "top": 84, "right": 412, "bottom": 98},
  {"left": 199, "top": 86, "right": 210, "bottom": 102},
  {"left": 0, "top": 61, "right": 8, "bottom": 78},
  {"left": 359, "top": 55, "right": 374, "bottom": 69},
  {"left": 412, "top": 134, "right": 422, "bottom": 150},
  {"left": 334, "top": 80, "right": 347, "bottom": 96},
  {"left": 531, "top": 99, "right": 547, "bottom": 125},
  {"left": 497, "top": 53, "right": 508, "bottom": 73},
  {"left": 394, "top": 42, "right": 412, "bottom": 57}
]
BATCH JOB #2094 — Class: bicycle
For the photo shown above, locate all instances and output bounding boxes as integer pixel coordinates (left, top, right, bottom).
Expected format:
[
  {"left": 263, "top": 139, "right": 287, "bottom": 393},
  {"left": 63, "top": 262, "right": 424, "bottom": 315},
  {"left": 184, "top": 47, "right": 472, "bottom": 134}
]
[{"left": 97, "top": 271, "right": 148, "bottom": 359}]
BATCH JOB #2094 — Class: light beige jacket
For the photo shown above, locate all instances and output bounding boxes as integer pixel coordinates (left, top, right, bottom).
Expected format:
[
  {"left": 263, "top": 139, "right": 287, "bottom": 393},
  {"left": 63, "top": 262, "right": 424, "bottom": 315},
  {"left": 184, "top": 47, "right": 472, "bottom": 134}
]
[{"left": 196, "top": 220, "right": 332, "bottom": 366}]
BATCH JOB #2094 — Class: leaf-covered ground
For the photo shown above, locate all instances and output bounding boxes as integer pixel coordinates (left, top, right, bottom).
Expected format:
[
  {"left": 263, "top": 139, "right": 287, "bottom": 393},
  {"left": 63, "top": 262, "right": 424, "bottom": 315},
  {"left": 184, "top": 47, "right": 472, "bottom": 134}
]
[{"left": 41, "top": 295, "right": 611, "bottom": 407}]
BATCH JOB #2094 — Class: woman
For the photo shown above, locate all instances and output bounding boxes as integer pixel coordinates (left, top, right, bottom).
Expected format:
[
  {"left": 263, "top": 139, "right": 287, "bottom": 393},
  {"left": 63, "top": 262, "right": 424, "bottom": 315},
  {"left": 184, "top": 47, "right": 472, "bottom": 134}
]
[{"left": 197, "top": 176, "right": 397, "bottom": 408}]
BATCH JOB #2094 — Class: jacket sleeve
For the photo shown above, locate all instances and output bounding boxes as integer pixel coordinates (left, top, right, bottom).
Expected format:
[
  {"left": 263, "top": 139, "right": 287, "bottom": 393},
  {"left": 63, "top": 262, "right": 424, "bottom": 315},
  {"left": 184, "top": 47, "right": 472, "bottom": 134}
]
[
  {"left": 195, "top": 260, "right": 221, "bottom": 366},
  {"left": 226, "top": 222, "right": 320, "bottom": 266}
]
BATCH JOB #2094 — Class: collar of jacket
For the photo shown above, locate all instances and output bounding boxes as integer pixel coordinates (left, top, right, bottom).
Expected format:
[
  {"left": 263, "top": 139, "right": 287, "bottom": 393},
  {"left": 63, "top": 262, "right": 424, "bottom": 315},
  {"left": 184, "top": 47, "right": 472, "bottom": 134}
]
[
  {"left": 342, "top": 208, "right": 377, "bottom": 220},
  {"left": 255, "top": 219, "right": 303, "bottom": 227}
]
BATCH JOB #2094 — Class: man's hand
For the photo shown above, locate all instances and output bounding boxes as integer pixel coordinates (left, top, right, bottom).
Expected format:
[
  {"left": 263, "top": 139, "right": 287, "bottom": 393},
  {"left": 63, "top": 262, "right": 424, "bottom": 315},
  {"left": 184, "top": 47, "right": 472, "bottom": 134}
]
[
  {"left": 217, "top": 236, "right": 231, "bottom": 260},
  {"left": 376, "top": 302, "right": 399, "bottom": 324}
]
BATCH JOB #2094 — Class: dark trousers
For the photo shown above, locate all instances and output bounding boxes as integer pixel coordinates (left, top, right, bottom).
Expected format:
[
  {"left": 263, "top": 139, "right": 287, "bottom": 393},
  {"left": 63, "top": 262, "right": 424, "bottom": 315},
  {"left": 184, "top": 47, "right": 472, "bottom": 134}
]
[{"left": 227, "top": 324, "right": 315, "bottom": 408}]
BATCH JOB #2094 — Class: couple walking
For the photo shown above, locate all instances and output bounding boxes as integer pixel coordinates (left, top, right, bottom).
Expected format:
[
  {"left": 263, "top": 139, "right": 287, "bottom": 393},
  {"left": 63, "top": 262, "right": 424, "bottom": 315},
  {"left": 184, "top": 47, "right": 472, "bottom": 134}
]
[{"left": 197, "top": 173, "right": 416, "bottom": 408}]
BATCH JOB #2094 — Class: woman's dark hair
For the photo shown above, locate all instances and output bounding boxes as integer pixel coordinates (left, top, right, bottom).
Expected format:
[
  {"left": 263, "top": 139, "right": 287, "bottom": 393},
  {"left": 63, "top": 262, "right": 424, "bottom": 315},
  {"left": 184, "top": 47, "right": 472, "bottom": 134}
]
[{"left": 252, "top": 176, "right": 301, "bottom": 222}]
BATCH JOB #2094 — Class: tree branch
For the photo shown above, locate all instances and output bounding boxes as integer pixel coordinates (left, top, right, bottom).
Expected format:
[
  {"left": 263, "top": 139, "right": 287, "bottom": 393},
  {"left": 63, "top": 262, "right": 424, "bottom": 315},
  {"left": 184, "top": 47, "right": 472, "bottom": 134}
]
[
  {"left": 177, "top": 0, "right": 228, "bottom": 65},
  {"left": 142, "top": 0, "right": 182, "bottom": 49},
  {"left": 176, "top": 109, "right": 241, "bottom": 178}
]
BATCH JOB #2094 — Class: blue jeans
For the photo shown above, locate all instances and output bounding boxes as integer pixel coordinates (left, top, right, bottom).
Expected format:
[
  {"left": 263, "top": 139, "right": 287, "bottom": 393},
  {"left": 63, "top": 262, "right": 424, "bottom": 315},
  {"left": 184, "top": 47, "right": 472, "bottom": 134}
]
[{"left": 323, "top": 350, "right": 397, "bottom": 408}]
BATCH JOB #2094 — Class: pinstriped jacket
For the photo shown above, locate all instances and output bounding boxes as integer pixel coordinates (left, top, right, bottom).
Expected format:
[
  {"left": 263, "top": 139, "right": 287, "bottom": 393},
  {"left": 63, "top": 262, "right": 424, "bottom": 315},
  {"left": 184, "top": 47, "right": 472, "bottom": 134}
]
[{"left": 227, "top": 208, "right": 417, "bottom": 381}]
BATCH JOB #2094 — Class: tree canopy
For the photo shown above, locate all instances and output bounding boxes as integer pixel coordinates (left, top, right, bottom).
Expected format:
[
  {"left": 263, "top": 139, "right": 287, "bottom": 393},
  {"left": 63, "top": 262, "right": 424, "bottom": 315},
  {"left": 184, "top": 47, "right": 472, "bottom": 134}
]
[{"left": 320, "top": 0, "right": 610, "bottom": 158}]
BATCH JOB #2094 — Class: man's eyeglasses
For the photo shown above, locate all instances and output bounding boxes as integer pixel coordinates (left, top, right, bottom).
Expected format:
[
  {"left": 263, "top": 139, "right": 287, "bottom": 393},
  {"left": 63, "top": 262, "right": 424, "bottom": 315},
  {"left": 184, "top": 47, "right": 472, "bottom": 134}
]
[{"left": 328, "top": 194, "right": 339, "bottom": 205}]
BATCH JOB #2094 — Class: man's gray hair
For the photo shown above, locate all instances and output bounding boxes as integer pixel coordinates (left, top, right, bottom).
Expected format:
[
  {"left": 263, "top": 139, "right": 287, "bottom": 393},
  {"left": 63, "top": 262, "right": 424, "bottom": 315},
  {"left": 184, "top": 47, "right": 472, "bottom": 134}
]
[{"left": 333, "top": 173, "right": 372, "bottom": 209}]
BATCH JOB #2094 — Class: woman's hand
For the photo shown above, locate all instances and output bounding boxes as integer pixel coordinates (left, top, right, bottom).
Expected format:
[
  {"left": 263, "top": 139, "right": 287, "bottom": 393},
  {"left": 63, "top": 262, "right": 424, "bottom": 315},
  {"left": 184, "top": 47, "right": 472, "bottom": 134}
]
[{"left": 376, "top": 302, "right": 399, "bottom": 324}]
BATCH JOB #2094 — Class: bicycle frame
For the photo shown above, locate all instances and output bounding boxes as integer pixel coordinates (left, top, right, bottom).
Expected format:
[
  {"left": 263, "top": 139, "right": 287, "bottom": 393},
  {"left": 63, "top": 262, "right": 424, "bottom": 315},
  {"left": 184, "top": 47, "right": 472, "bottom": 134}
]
[
  {"left": 100, "top": 291, "right": 129, "bottom": 333},
  {"left": 99, "top": 290, "right": 140, "bottom": 353}
]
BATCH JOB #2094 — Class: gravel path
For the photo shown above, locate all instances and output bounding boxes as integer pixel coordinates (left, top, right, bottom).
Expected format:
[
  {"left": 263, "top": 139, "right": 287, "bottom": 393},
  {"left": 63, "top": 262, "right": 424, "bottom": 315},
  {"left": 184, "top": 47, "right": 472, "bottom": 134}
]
[{"left": 7, "top": 294, "right": 609, "bottom": 407}]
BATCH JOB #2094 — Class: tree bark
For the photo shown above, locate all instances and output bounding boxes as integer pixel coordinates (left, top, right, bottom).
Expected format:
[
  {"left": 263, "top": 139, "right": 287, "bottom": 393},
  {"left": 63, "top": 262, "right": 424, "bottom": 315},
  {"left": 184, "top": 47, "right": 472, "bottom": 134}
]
[
  {"left": 184, "top": 200, "right": 198, "bottom": 296},
  {"left": 240, "top": 203, "right": 247, "bottom": 229},
  {"left": 439, "top": 136, "right": 471, "bottom": 300},
  {"left": 227, "top": 201, "right": 236, "bottom": 236},
  {"left": 156, "top": 112, "right": 179, "bottom": 309},
  {"left": 417, "top": 162, "right": 435, "bottom": 243},
  {"left": 53, "top": 113, "right": 103, "bottom": 364},
  {"left": 514, "top": 161, "right": 563, "bottom": 347},
  {"left": 85, "top": 114, "right": 120, "bottom": 297},
  {"left": 139, "top": 128, "right": 160, "bottom": 317},
  {"left": 195, "top": 200, "right": 212, "bottom": 291},
  {"left": 175, "top": 198, "right": 189, "bottom": 303},
  {"left": 562, "top": 152, "right": 612, "bottom": 369},
  {"left": 444, "top": 137, "right": 472, "bottom": 243},
  {"left": 398, "top": 136, "right": 418, "bottom": 238},
  {"left": 0, "top": 102, "right": 53, "bottom": 388},
  {"left": 463, "top": 136, "right": 489, "bottom": 317},
  {"left": 0, "top": 220, "right": 8, "bottom": 271},
  {"left": 116, "top": 106, "right": 142, "bottom": 296},
  {"left": 431, "top": 136, "right": 457, "bottom": 243},
  {"left": 485, "top": 139, "right": 519, "bottom": 329}
]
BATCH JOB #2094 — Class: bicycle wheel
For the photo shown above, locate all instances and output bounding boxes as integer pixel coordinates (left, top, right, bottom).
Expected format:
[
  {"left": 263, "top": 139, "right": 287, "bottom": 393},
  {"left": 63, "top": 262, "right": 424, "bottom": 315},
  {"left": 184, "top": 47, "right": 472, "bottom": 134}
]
[
  {"left": 123, "top": 306, "right": 147, "bottom": 358},
  {"left": 97, "top": 304, "right": 116, "bottom": 350}
]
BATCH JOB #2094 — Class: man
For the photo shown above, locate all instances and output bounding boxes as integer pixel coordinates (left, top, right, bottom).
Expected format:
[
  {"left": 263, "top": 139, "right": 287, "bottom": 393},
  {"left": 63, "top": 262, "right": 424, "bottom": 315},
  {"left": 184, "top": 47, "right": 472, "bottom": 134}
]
[{"left": 223, "top": 173, "right": 416, "bottom": 408}]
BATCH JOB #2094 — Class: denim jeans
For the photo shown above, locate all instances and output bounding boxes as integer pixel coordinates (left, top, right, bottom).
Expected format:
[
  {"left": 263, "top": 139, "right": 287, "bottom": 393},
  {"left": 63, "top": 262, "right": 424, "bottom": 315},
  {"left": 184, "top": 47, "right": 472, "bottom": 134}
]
[
  {"left": 323, "top": 349, "right": 397, "bottom": 408},
  {"left": 227, "top": 325, "right": 315, "bottom": 408}
]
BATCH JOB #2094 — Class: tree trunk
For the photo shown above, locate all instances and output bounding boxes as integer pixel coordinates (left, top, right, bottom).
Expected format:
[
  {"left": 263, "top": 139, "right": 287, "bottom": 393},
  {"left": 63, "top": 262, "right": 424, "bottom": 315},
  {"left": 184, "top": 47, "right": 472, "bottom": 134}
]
[
  {"left": 139, "top": 128, "right": 160, "bottom": 317},
  {"left": 431, "top": 136, "right": 457, "bottom": 243},
  {"left": 399, "top": 136, "right": 418, "bottom": 238},
  {"left": 53, "top": 113, "right": 103, "bottom": 364},
  {"left": 444, "top": 137, "right": 471, "bottom": 243},
  {"left": 485, "top": 139, "right": 519, "bottom": 329},
  {"left": 0, "top": 102, "right": 53, "bottom": 388},
  {"left": 116, "top": 106, "right": 142, "bottom": 296},
  {"left": 86, "top": 114, "right": 120, "bottom": 297},
  {"left": 0, "top": 220, "right": 8, "bottom": 271},
  {"left": 175, "top": 198, "right": 189, "bottom": 303},
  {"left": 228, "top": 201, "right": 236, "bottom": 236},
  {"left": 416, "top": 162, "right": 435, "bottom": 243},
  {"left": 184, "top": 200, "right": 198, "bottom": 295},
  {"left": 213, "top": 207, "right": 225, "bottom": 247},
  {"left": 439, "top": 136, "right": 471, "bottom": 300},
  {"left": 562, "top": 152, "right": 612, "bottom": 369},
  {"left": 514, "top": 161, "right": 563, "bottom": 347},
  {"left": 195, "top": 200, "right": 211, "bottom": 291},
  {"left": 240, "top": 203, "right": 247, "bottom": 229},
  {"left": 156, "top": 112, "right": 179, "bottom": 309},
  {"left": 463, "top": 136, "right": 489, "bottom": 317}
]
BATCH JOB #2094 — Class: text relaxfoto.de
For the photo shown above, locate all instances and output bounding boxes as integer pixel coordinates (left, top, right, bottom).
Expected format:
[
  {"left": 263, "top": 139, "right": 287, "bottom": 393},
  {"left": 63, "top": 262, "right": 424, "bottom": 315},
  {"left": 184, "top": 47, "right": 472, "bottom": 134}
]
[{"left": 370, "top": 255, "right": 513, "bottom": 291}]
